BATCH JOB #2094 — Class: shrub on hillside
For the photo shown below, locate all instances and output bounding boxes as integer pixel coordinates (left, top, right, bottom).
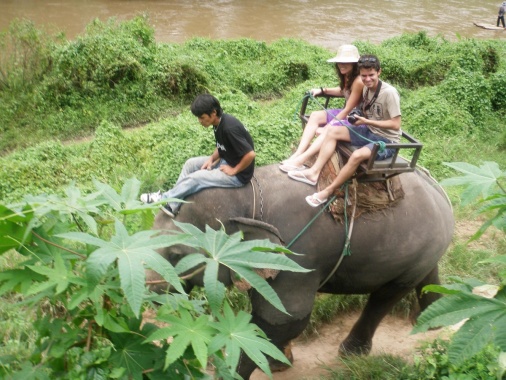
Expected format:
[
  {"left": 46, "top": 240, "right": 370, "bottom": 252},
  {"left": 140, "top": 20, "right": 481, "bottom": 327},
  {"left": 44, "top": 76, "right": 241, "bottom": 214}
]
[
  {"left": 0, "top": 18, "right": 56, "bottom": 92},
  {"left": 490, "top": 71, "right": 506, "bottom": 112},
  {"left": 438, "top": 66, "right": 492, "bottom": 125},
  {"left": 402, "top": 86, "right": 474, "bottom": 137}
]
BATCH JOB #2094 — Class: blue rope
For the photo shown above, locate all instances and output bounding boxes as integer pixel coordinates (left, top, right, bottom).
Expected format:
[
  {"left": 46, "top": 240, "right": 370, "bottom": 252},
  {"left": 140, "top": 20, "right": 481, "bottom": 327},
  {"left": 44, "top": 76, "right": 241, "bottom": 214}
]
[{"left": 286, "top": 195, "right": 336, "bottom": 249}]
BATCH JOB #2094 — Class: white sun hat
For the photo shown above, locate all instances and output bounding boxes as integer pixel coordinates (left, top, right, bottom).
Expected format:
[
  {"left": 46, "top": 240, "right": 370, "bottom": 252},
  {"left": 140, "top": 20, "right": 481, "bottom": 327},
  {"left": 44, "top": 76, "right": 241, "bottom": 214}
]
[{"left": 327, "top": 45, "right": 360, "bottom": 63}]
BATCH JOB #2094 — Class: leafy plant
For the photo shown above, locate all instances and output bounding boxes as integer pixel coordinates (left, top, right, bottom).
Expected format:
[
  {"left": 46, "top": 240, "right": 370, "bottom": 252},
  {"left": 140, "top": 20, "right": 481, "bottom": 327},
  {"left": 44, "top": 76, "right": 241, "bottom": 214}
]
[
  {"left": 408, "top": 338, "right": 504, "bottom": 380},
  {"left": 440, "top": 161, "right": 506, "bottom": 239},
  {"left": 412, "top": 161, "right": 506, "bottom": 377},
  {"left": 0, "top": 177, "right": 308, "bottom": 378}
]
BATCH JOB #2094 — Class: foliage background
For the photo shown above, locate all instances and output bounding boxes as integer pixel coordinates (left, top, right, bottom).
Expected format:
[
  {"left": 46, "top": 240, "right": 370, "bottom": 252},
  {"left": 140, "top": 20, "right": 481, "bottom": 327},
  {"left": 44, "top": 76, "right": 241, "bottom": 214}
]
[
  {"left": 1, "top": 15, "right": 506, "bottom": 379},
  {"left": 1, "top": 16, "right": 505, "bottom": 204}
]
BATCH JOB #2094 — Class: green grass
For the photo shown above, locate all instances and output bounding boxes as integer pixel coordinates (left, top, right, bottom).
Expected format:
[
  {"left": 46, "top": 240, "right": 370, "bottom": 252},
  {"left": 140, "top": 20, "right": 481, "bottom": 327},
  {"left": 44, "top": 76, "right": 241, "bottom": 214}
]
[{"left": 323, "top": 354, "right": 412, "bottom": 380}]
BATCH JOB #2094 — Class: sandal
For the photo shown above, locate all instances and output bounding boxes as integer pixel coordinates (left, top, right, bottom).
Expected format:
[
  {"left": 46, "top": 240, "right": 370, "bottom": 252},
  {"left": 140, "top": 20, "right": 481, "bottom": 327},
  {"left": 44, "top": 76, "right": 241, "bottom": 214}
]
[
  {"left": 288, "top": 171, "right": 317, "bottom": 186},
  {"left": 279, "top": 163, "right": 306, "bottom": 173},
  {"left": 305, "top": 193, "right": 328, "bottom": 207}
]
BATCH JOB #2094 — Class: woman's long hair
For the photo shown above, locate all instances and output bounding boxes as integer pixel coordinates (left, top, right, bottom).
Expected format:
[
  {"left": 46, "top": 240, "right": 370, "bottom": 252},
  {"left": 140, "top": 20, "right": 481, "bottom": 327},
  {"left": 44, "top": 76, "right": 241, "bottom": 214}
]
[{"left": 335, "top": 63, "right": 360, "bottom": 92}]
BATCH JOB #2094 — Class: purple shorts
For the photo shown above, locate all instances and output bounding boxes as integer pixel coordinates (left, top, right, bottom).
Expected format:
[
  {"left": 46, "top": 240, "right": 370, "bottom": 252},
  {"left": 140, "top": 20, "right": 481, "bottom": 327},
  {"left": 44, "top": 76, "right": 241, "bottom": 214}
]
[{"left": 326, "top": 109, "right": 352, "bottom": 127}]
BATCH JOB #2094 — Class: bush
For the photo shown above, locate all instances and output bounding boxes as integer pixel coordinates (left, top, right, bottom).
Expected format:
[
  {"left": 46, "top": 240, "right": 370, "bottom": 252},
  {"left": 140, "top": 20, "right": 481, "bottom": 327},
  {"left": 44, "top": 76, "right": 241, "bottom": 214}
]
[
  {"left": 0, "top": 18, "right": 56, "bottom": 91},
  {"left": 490, "top": 71, "right": 506, "bottom": 112},
  {"left": 402, "top": 86, "right": 474, "bottom": 137},
  {"left": 408, "top": 339, "right": 504, "bottom": 380},
  {"left": 438, "top": 66, "right": 492, "bottom": 125}
]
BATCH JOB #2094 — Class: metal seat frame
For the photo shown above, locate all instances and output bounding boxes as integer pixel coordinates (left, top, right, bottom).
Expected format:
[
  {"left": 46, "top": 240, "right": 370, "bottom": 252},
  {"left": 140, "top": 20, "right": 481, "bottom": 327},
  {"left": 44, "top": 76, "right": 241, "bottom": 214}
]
[{"left": 298, "top": 94, "right": 422, "bottom": 182}]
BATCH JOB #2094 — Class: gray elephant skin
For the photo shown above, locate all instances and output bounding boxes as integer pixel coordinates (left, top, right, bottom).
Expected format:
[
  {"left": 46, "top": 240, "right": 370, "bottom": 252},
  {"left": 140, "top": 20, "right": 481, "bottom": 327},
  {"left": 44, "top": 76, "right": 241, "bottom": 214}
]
[{"left": 146, "top": 164, "right": 454, "bottom": 378}]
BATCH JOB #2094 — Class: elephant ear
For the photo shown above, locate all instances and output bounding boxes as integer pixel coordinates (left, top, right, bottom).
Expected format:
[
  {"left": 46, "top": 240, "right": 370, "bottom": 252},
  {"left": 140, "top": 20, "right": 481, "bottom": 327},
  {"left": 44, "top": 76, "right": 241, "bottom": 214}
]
[
  {"left": 229, "top": 217, "right": 285, "bottom": 246},
  {"left": 228, "top": 217, "right": 285, "bottom": 292}
]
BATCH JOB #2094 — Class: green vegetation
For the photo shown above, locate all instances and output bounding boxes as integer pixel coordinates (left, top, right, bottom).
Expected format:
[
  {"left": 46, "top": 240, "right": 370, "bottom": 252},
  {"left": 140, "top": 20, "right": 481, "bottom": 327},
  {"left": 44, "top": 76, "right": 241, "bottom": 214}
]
[
  {"left": 1, "top": 15, "right": 506, "bottom": 379},
  {"left": 324, "top": 340, "right": 504, "bottom": 379},
  {"left": 1, "top": 20, "right": 505, "bottom": 203},
  {"left": 0, "top": 179, "right": 308, "bottom": 378},
  {"left": 411, "top": 162, "right": 506, "bottom": 377}
]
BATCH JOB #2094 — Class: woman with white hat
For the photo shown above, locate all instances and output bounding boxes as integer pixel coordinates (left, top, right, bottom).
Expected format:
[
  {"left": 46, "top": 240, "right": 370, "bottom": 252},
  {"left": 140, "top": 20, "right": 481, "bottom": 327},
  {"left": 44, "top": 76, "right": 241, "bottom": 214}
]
[
  {"left": 497, "top": 2, "right": 506, "bottom": 27},
  {"left": 279, "top": 44, "right": 364, "bottom": 172}
]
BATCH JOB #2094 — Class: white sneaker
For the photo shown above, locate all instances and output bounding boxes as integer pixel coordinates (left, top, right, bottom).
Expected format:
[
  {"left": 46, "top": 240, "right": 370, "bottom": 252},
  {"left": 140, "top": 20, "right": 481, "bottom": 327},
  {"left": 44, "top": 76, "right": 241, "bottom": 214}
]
[{"left": 140, "top": 190, "right": 162, "bottom": 203}]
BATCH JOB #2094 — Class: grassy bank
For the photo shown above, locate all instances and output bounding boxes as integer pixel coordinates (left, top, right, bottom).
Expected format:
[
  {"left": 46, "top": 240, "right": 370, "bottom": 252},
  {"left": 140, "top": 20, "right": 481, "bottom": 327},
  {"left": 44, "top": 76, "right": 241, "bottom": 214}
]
[{"left": 1, "top": 18, "right": 505, "bottom": 204}]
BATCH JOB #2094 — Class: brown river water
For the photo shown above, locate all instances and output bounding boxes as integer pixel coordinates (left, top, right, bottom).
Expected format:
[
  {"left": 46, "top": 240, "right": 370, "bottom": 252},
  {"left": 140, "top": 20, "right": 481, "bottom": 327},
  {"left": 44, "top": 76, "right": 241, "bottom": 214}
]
[{"left": 1, "top": 0, "right": 505, "bottom": 50}]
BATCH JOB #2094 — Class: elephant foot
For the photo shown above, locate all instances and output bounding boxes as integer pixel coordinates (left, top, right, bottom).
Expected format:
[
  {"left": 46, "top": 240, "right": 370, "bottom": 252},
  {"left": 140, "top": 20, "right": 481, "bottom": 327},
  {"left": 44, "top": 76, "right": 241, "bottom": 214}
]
[
  {"left": 339, "top": 337, "right": 372, "bottom": 356},
  {"left": 268, "top": 342, "right": 294, "bottom": 372}
]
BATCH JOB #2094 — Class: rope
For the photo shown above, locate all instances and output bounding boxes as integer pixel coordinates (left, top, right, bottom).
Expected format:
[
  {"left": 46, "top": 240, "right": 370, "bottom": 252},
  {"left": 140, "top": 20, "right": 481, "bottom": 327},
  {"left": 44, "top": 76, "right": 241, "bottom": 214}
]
[
  {"left": 284, "top": 92, "right": 373, "bottom": 287},
  {"left": 251, "top": 175, "right": 264, "bottom": 221},
  {"left": 317, "top": 181, "right": 355, "bottom": 288},
  {"left": 285, "top": 182, "right": 353, "bottom": 251},
  {"left": 297, "top": 92, "right": 387, "bottom": 153},
  {"left": 342, "top": 181, "right": 357, "bottom": 257},
  {"left": 250, "top": 177, "right": 257, "bottom": 219},
  {"left": 286, "top": 195, "right": 337, "bottom": 249}
]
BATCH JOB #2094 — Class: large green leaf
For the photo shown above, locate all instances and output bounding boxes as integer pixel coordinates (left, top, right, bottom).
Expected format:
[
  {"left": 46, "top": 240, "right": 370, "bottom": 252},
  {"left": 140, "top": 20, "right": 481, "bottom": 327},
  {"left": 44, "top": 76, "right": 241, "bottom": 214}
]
[
  {"left": 0, "top": 203, "right": 33, "bottom": 254},
  {"left": 173, "top": 221, "right": 310, "bottom": 315},
  {"left": 473, "top": 194, "right": 506, "bottom": 235},
  {"left": 27, "top": 252, "right": 77, "bottom": 295},
  {"left": 209, "top": 302, "right": 290, "bottom": 378},
  {"left": 413, "top": 292, "right": 506, "bottom": 333},
  {"left": 109, "top": 319, "right": 169, "bottom": 380},
  {"left": 0, "top": 268, "right": 45, "bottom": 296},
  {"left": 144, "top": 307, "right": 217, "bottom": 369},
  {"left": 413, "top": 286, "right": 506, "bottom": 365},
  {"left": 203, "top": 259, "right": 226, "bottom": 315},
  {"left": 58, "top": 219, "right": 191, "bottom": 316},
  {"left": 448, "top": 310, "right": 506, "bottom": 364},
  {"left": 441, "top": 161, "right": 505, "bottom": 205}
]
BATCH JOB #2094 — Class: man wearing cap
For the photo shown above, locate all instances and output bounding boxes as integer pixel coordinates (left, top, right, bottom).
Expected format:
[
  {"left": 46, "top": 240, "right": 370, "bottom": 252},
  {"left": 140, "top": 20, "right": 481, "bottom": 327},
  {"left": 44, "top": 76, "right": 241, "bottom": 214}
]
[
  {"left": 140, "top": 94, "right": 255, "bottom": 217},
  {"left": 287, "top": 54, "right": 402, "bottom": 207}
]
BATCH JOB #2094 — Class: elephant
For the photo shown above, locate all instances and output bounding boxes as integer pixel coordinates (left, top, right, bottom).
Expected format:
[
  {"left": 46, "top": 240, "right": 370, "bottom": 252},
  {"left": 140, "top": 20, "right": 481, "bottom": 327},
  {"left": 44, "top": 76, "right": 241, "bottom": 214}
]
[{"left": 146, "top": 164, "right": 454, "bottom": 379}]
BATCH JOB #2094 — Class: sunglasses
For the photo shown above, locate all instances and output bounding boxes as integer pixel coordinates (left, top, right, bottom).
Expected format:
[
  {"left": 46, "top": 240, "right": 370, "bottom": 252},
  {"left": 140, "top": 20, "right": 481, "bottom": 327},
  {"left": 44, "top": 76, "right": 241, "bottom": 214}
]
[{"left": 358, "top": 57, "right": 378, "bottom": 63}]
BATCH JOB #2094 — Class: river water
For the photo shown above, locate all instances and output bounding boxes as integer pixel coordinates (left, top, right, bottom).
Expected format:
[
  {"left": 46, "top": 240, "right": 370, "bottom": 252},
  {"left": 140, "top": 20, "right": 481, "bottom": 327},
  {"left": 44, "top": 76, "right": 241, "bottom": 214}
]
[{"left": 0, "top": 0, "right": 505, "bottom": 50}]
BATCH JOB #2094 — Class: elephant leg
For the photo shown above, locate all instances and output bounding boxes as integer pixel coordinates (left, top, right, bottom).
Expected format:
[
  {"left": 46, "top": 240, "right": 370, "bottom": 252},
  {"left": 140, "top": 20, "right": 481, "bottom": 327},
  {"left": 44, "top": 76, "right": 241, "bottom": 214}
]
[
  {"left": 340, "top": 283, "right": 412, "bottom": 356},
  {"left": 410, "top": 265, "right": 442, "bottom": 324},
  {"left": 237, "top": 312, "right": 311, "bottom": 379},
  {"left": 269, "top": 341, "right": 294, "bottom": 372}
]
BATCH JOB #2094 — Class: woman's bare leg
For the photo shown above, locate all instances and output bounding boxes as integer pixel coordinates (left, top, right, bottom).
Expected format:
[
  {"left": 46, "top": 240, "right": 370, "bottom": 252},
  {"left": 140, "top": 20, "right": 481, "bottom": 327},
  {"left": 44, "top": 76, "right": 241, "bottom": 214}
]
[
  {"left": 284, "top": 110, "right": 327, "bottom": 161},
  {"left": 290, "top": 126, "right": 351, "bottom": 184},
  {"left": 314, "top": 147, "right": 371, "bottom": 201},
  {"left": 283, "top": 128, "right": 328, "bottom": 167}
]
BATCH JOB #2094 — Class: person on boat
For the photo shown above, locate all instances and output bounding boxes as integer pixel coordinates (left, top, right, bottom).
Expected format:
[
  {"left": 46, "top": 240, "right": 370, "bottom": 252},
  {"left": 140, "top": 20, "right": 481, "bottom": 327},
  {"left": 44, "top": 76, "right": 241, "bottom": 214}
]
[
  {"left": 279, "top": 44, "right": 364, "bottom": 173},
  {"left": 140, "top": 94, "right": 255, "bottom": 217},
  {"left": 287, "top": 54, "right": 402, "bottom": 207},
  {"left": 497, "top": 2, "right": 506, "bottom": 28}
]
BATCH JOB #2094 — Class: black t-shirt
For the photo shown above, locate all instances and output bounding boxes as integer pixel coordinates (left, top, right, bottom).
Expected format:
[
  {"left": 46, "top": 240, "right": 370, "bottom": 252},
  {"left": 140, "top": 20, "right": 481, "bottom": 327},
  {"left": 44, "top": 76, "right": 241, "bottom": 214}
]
[{"left": 213, "top": 113, "right": 255, "bottom": 184}]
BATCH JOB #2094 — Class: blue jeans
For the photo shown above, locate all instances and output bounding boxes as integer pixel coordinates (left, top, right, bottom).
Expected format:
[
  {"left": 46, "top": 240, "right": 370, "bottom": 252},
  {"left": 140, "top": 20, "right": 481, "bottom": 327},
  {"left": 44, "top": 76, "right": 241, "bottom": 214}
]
[{"left": 162, "top": 156, "right": 244, "bottom": 212}]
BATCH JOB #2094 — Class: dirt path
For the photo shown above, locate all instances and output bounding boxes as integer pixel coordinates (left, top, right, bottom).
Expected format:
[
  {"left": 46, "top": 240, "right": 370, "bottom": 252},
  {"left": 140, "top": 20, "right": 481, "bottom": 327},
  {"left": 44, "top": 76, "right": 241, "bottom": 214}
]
[{"left": 251, "top": 312, "right": 448, "bottom": 380}]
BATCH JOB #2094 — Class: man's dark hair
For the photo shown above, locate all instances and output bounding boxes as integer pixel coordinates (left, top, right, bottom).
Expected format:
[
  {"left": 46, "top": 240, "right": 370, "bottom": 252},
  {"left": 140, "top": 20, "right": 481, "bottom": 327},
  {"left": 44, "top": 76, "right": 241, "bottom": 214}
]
[
  {"left": 358, "top": 54, "right": 381, "bottom": 71},
  {"left": 190, "top": 94, "right": 223, "bottom": 117}
]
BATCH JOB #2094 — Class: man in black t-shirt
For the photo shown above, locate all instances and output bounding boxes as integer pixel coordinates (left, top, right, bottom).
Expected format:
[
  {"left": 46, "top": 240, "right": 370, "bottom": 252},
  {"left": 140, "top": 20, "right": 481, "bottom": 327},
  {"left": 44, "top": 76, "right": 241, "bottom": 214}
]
[{"left": 140, "top": 94, "right": 255, "bottom": 217}]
